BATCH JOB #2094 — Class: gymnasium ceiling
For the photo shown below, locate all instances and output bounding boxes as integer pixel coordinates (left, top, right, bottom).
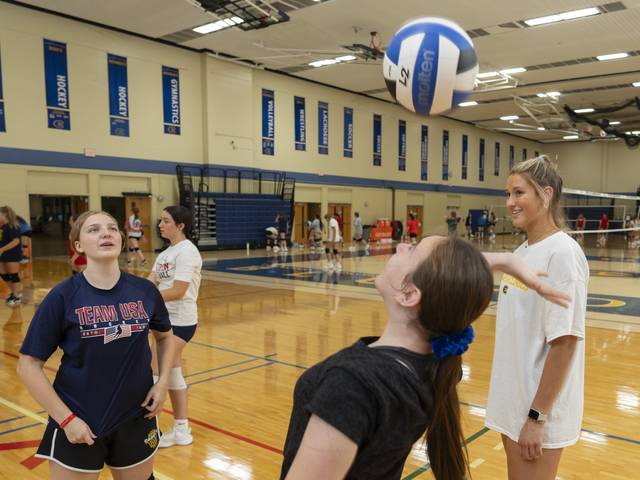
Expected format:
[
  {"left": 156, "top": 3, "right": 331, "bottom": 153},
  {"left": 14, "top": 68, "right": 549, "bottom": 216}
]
[{"left": 14, "top": 0, "right": 640, "bottom": 144}]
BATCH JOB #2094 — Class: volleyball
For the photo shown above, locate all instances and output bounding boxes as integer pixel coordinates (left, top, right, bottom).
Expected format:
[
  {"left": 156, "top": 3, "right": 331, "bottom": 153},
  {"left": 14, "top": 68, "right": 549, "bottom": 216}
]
[{"left": 383, "top": 17, "right": 478, "bottom": 116}]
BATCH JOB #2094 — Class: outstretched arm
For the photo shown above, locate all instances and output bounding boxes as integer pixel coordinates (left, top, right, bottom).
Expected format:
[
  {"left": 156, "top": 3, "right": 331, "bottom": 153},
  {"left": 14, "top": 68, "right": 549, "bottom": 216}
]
[{"left": 483, "top": 252, "right": 571, "bottom": 308}]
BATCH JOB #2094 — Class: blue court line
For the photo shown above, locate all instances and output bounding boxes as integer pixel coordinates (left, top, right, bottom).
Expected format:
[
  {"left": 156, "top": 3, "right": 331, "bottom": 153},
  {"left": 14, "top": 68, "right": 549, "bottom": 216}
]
[
  {"left": 459, "top": 401, "right": 640, "bottom": 446},
  {"left": 184, "top": 355, "right": 275, "bottom": 378},
  {"left": 187, "top": 362, "right": 274, "bottom": 387},
  {"left": 0, "top": 410, "right": 47, "bottom": 427},
  {"left": 0, "top": 422, "right": 43, "bottom": 437},
  {"left": 190, "top": 341, "right": 307, "bottom": 370}
]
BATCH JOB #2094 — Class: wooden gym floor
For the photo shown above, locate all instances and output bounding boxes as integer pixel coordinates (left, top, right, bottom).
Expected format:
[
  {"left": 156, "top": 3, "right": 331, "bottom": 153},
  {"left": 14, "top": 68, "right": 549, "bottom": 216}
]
[{"left": 0, "top": 235, "right": 638, "bottom": 479}]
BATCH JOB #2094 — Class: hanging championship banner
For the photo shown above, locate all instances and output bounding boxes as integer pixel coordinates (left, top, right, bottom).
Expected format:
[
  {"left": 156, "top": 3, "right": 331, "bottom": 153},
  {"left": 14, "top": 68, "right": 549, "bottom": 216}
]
[
  {"left": 43, "top": 39, "right": 70, "bottom": 130},
  {"left": 318, "top": 101, "right": 329, "bottom": 155},
  {"left": 162, "top": 66, "right": 180, "bottom": 135},
  {"left": 262, "top": 89, "right": 275, "bottom": 155},
  {"left": 479, "top": 138, "right": 486, "bottom": 181},
  {"left": 420, "top": 125, "right": 428, "bottom": 180},
  {"left": 442, "top": 129, "right": 449, "bottom": 180},
  {"left": 494, "top": 141, "right": 500, "bottom": 176},
  {"left": 461, "top": 134, "right": 468, "bottom": 179},
  {"left": 398, "top": 119, "right": 406, "bottom": 171},
  {"left": 294, "top": 96, "right": 306, "bottom": 151},
  {"left": 373, "top": 114, "right": 382, "bottom": 166},
  {"left": 108, "top": 54, "right": 129, "bottom": 137},
  {"left": 509, "top": 145, "right": 515, "bottom": 171},
  {"left": 0, "top": 48, "right": 5, "bottom": 132},
  {"left": 343, "top": 107, "right": 353, "bottom": 158}
]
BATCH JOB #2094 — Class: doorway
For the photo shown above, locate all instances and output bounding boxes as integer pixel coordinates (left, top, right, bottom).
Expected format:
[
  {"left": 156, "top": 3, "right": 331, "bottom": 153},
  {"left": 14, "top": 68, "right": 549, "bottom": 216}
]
[
  {"left": 328, "top": 203, "right": 351, "bottom": 241},
  {"left": 293, "top": 203, "right": 321, "bottom": 244},
  {"left": 406, "top": 205, "right": 424, "bottom": 238},
  {"left": 102, "top": 195, "right": 152, "bottom": 252}
]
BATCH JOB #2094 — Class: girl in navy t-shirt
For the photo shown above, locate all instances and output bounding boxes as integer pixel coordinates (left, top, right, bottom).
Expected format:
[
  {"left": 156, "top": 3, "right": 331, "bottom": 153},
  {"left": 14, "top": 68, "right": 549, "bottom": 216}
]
[
  {"left": 0, "top": 206, "right": 24, "bottom": 307},
  {"left": 18, "top": 211, "right": 176, "bottom": 479}
]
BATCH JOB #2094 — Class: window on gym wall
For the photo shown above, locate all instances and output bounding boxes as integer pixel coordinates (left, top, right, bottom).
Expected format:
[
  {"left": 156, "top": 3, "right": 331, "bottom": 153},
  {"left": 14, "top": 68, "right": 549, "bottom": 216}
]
[
  {"left": 442, "top": 129, "right": 449, "bottom": 181},
  {"left": 461, "top": 134, "right": 468, "bottom": 180},
  {"left": 479, "top": 138, "right": 485, "bottom": 181},
  {"left": 494, "top": 141, "right": 500, "bottom": 176},
  {"left": 420, "top": 125, "right": 429, "bottom": 180}
]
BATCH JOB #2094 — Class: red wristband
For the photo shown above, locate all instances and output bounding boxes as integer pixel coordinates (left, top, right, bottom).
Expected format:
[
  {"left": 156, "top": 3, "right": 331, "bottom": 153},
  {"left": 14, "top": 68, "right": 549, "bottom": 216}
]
[{"left": 59, "top": 413, "right": 76, "bottom": 429}]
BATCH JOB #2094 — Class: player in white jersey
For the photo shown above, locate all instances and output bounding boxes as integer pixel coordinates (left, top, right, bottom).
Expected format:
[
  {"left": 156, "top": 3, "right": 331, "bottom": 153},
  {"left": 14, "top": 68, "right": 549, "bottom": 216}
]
[{"left": 324, "top": 213, "right": 342, "bottom": 270}]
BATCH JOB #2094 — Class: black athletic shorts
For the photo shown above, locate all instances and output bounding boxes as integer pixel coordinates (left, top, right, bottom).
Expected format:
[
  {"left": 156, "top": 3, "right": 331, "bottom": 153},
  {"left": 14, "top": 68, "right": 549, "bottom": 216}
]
[
  {"left": 172, "top": 324, "right": 197, "bottom": 343},
  {"left": 35, "top": 414, "right": 159, "bottom": 473},
  {"left": 0, "top": 246, "right": 22, "bottom": 263}
]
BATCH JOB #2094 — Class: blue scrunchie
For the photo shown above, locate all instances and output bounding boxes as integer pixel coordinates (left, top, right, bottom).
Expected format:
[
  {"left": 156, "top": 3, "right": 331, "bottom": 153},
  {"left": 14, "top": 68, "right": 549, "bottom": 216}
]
[{"left": 431, "top": 325, "right": 475, "bottom": 360}]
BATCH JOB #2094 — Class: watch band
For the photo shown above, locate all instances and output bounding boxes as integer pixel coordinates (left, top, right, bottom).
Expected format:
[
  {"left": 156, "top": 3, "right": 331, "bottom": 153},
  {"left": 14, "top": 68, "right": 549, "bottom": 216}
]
[{"left": 528, "top": 408, "right": 548, "bottom": 424}]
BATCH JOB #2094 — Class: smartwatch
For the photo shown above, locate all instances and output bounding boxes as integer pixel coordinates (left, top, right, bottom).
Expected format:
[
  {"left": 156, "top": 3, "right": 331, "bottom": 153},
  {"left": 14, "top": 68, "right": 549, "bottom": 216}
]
[{"left": 528, "top": 408, "right": 548, "bottom": 424}]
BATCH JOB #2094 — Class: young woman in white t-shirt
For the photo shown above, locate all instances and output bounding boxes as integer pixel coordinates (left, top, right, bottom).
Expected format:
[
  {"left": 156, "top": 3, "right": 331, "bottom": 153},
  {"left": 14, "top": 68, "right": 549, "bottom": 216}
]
[
  {"left": 125, "top": 206, "right": 146, "bottom": 266},
  {"left": 148, "top": 206, "right": 203, "bottom": 448},
  {"left": 485, "top": 156, "right": 589, "bottom": 479},
  {"left": 323, "top": 213, "right": 342, "bottom": 270}
]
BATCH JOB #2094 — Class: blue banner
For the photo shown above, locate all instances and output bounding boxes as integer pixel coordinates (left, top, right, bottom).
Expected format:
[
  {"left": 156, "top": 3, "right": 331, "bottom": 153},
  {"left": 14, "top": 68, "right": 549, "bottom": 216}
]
[
  {"left": 479, "top": 138, "right": 485, "bottom": 181},
  {"left": 294, "top": 96, "right": 306, "bottom": 151},
  {"left": 43, "top": 39, "right": 70, "bottom": 130},
  {"left": 461, "top": 134, "right": 468, "bottom": 179},
  {"left": 318, "top": 101, "right": 329, "bottom": 155},
  {"left": 522, "top": 148, "right": 527, "bottom": 161},
  {"left": 262, "top": 89, "right": 275, "bottom": 155},
  {"left": 373, "top": 114, "right": 382, "bottom": 166},
  {"left": 343, "top": 107, "right": 353, "bottom": 158},
  {"left": 442, "top": 130, "right": 449, "bottom": 181},
  {"left": 108, "top": 54, "right": 129, "bottom": 137},
  {"left": 420, "top": 125, "right": 428, "bottom": 180},
  {"left": 398, "top": 120, "right": 406, "bottom": 171},
  {"left": 509, "top": 145, "right": 515, "bottom": 171},
  {"left": 162, "top": 66, "right": 180, "bottom": 135},
  {"left": 494, "top": 142, "right": 500, "bottom": 176},
  {"left": 0, "top": 49, "right": 4, "bottom": 133}
]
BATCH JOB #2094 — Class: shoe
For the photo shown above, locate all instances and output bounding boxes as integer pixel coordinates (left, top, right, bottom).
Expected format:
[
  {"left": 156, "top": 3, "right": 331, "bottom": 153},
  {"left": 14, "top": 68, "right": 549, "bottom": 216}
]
[
  {"left": 158, "top": 428, "right": 193, "bottom": 448},
  {"left": 7, "top": 295, "right": 21, "bottom": 307},
  {"left": 20, "top": 257, "right": 30, "bottom": 264}
]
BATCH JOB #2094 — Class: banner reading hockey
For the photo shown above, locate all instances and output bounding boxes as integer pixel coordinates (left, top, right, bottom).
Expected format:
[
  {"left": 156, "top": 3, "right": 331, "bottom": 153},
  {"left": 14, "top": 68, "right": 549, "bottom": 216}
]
[
  {"left": 108, "top": 54, "right": 129, "bottom": 137},
  {"left": 343, "top": 107, "right": 353, "bottom": 158},
  {"left": 44, "top": 39, "right": 70, "bottom": 130}
]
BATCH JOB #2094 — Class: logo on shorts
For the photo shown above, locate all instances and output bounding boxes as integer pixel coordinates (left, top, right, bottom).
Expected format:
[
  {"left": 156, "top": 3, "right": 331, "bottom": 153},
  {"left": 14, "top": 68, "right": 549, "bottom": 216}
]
[{"left": 144, "top": 429, "right": 159, "bottom": 449}]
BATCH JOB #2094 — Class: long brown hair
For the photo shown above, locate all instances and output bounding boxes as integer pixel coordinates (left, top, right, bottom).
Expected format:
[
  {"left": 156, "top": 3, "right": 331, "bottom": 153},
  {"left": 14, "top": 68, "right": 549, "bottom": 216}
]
[
  {"left": 0, "top": 206, "right": 19, "bottom": 228},
  {"left": 411, "top": 237, "right": 494, "bottom": 480}
]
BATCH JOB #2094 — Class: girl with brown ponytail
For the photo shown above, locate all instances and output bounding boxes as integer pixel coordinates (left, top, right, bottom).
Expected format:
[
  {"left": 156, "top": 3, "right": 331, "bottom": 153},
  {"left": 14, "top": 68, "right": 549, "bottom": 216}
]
[{"left": 280, "top": 236, "right": 570, "bottom": 480}]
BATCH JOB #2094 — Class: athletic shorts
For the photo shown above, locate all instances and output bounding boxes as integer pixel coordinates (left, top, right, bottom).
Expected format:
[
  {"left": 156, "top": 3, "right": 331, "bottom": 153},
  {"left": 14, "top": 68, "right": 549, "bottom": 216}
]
[
  {"left": 36, "top": 414, "right": 159, "bottom": 473},
  {"left": 172, "top": 324, "right": 197, "bottom": 343},
  {"left": 0, "top": 246, "right": 23, "bottom": 263}
]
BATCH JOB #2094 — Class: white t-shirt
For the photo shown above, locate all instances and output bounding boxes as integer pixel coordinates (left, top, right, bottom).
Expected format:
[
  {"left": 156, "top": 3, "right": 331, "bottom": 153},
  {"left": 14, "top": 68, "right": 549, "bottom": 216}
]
[
  {"left": 328, "top": 218, "right": 341, "bottom": 242},
  {"left": 127, "top": 215, "right": 142, "bottom": 238},
  {"left": 485, "top": 231, "right": 589, "bottom": 448},
  {"left": 152, "top": 239, "right": 203, "bottom": 326},
  {"left": 354, "top": 217, "right": 363, "bottom": 237}
]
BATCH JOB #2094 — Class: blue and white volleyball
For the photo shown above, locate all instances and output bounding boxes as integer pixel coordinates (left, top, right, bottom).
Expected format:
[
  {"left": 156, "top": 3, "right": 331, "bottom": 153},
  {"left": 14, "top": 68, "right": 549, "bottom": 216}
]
[{"left": 383, "top": 18, "right": 478, "bottom": 116}]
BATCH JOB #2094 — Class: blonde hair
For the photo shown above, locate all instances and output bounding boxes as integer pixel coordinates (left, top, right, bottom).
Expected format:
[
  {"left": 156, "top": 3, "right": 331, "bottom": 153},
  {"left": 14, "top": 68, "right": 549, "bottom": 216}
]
[
  {"left": 69, "top": 210, "right": 122, "bottom": 254},
  {"left": 0, "top": 206, "right": 19, "bottom": 228},
  {"left": 510, "top": 155, "right": 565, "bottom": 229}
]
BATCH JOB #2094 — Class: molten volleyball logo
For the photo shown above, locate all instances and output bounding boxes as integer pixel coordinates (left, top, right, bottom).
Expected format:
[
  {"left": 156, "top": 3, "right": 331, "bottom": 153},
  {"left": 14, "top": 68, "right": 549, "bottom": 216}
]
[{"left": 383, "top": 18, "right": 478, "bottom": 116}]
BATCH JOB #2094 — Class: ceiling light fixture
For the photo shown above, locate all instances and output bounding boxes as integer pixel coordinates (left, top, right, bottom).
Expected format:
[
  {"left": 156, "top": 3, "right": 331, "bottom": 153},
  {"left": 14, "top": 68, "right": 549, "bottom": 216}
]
[
  {"left": 574, "top": 108, "right": 595, "bottom": 113},
  {"left": 476, "top": 71, "right": 499, "bottom": 79},
  {"left": 193, "top": 16, "right": 244, "bottom": 34},
  {"left": 632, "top": 82, "right": 640, "bottom": 87},
  {"left": 500, "top": 115, "right": 519, "bottom": 121},
  {"left": 537, "top": 127, "right": 545, "bottom": 131},
  {"left": 524, "top": 7, "right": 600, "bottom": 27},
  {"left": 499, "top": 67, "right": 527, "bottom": 75},
  {"left": 563, "top": 135, "right": 579, "bottom": 139},
  {"left": 609, "top": 121, "right": 621, "bottom": 125},
  {"left": 309, "top": 54, "right": 358, "bottom": 68},
  {"left": 596, "top": 52, "right": 629, "bottom": 61},
  {"left": 459, "top": 101, "right": 478, "bottom": 107},
  {"left": 546, "top": 91, "right": 561, "bottom": 97}
]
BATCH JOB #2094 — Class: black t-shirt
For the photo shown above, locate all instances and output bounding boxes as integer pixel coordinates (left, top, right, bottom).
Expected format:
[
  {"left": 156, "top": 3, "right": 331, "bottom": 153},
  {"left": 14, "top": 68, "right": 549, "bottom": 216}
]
[{"left": 280, "top": 337, "right": 437, "bottom": 480}]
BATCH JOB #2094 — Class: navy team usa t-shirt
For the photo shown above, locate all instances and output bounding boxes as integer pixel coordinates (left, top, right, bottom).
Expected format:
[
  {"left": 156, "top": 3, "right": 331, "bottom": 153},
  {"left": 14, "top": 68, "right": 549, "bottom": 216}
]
[{"left": 20, "top": 272, "right": 171, "bottom": 438}]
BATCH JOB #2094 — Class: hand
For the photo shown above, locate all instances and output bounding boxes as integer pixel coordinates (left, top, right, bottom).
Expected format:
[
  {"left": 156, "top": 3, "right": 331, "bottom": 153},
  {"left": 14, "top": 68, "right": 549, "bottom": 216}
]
[
  {"left": 498, "top": 253, "right": 571, "bottom": 308},
  {"left": 63, "top": 417, "right": 96, "bottom": 445},
  {"left": 518, "top": 419, "right": 545, "bottom": 461},
  {"left": 141, "top": 382, "right": 168, "bottom": 418}
]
